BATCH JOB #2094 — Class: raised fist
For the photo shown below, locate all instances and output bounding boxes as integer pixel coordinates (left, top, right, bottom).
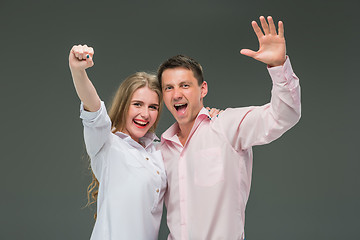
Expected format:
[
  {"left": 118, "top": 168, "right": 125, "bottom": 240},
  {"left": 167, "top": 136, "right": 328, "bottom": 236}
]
[{"left": 69, "top": 44, "right": 94, "bottom": 71}]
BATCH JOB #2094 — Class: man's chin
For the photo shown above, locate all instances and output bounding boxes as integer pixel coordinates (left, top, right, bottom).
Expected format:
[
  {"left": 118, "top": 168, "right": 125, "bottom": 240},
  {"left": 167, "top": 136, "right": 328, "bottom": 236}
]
[{"left": 174, "top": 116, "right": 187, "bottom": 125}]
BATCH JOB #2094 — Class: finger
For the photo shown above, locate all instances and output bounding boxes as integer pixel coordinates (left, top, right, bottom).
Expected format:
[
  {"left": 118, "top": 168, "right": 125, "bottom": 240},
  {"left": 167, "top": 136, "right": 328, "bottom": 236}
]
[
  {"left": 74, "top": 51, "right": 80, "bottom": 59},
  {"left": 217, "top": 110, "right": 224, "bottom": 117},
  {"left": 71, "top": 45, "right": 77, "bottom": 54},
  {"left": 71, "top": 45, "right": 79, "bottom": 57},
  {"left": 267, "top": 16, "right": 277, "bottom": 35},
  {"left": 278, "top": 21, "right": 284, "bottom": 38},
  {"left": 82, "top": 46, "right": 94, "bottom": 60},
  {"left": 240, "top": 49, "right": 257, "bottom": 58},
  {"left": 88, "top": 47, "right": 94, "bottom": 57},
  {"left": 78, "top": 47, "right": 84, "bottom": 60},
  {"left": 251, "top": 20, "right": 264, "bottom": 39},
  {"left": 209, "top": 108, "right": 215, "bottom": 117},
  {"left": 209, "top": 108, "right": 219, "bottom": 118},
  {"left": 259, "top": 16, "right": 270, "bottom": 35},
  {"left": 87, "top": 55, "right": 94, "bottom": 67},
  {"left": 83, "top": 46, "right": 90, "bottom": 60},
  {"left": 87, "top": 54, "right": 94, "bottom": 64},
  {"left": 215, "top": 109, "right": 223, "bottom": 118},
  {"left": 82, "top": 53, "right": 89, "bottom": 60},
  {"left": 213, "top": 108, "right": 220, "bottom": 116}
]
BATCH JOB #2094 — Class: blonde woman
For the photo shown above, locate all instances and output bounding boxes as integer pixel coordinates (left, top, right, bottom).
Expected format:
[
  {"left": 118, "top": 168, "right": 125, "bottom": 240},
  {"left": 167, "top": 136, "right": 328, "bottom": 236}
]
[{"left": 69, "top": 44, "right": 166, "bottom": 240}]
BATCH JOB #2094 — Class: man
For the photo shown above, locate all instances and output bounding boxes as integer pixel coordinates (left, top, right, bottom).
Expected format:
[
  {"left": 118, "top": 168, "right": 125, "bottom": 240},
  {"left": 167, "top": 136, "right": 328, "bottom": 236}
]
[{"left": 157, "top": 16, "right": 301, "bottom": 240}]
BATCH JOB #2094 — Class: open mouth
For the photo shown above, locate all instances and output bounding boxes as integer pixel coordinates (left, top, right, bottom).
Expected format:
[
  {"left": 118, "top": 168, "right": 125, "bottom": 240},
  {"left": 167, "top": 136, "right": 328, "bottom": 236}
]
[
  {"left": 133, "top": 119, "right": 149, "bottom": 128},
  {"left": 174, "top": 103, "right": 187, "bottom": 114}
]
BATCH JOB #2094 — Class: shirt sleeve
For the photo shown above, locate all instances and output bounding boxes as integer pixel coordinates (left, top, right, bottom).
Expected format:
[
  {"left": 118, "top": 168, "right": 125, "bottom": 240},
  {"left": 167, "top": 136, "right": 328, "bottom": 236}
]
[
  {"left": 80, "top": 101, "right": 112, "bottom": 158},
  {"left": 214, "top": 56, "right": 301, "bottom": 151}
]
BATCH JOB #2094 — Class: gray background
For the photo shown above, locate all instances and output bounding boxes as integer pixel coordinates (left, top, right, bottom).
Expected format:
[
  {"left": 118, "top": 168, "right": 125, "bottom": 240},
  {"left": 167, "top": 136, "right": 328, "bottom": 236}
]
[{"left": 1, "top": 0, "right": 358, "bottom": 239}]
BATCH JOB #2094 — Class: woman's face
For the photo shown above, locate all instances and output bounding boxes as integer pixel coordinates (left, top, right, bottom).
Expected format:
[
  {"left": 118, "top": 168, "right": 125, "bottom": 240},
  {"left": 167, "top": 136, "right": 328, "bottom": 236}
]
[{"left": 123, "top": 86, "right": 160, "bottom": 143}]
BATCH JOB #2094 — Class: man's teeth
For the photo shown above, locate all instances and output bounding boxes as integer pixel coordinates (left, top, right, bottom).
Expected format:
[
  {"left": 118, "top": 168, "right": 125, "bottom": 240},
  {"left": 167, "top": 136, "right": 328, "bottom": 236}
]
[{"left": 174, "top": 103, "right": 187, "bottom": 110}]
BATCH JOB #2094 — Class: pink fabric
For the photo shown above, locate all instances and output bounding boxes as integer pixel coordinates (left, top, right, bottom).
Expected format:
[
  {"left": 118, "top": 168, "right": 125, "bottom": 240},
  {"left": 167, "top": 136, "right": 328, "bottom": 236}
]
[{"left": 160, "top": 57, "right": 301, "bottom": 240}]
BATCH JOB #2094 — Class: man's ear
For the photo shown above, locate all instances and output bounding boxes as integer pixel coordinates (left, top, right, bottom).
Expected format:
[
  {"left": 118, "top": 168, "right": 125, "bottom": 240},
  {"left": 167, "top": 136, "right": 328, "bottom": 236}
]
[{"left": 200, "top": 81, "right": 208, "bottom": 99}]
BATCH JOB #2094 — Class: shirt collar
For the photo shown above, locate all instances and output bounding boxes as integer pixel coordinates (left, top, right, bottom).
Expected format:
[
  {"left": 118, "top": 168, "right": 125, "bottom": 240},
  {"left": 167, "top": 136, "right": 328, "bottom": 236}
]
[
  {"left": 115, "top": 131, "right": 159, "bottom": 149},
  {"left": 161, "top": 107, "right": 210, "bottom": 143}
]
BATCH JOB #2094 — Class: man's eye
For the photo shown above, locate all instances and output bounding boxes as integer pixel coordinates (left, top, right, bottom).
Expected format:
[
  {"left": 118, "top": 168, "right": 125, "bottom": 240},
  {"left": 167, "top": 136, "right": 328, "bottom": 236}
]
[
  {"left": 164, "top": 86, "right": 172, "bottom": 91},
  {"left": 182, "top": 84, "right": 189, "bottom": 88}
]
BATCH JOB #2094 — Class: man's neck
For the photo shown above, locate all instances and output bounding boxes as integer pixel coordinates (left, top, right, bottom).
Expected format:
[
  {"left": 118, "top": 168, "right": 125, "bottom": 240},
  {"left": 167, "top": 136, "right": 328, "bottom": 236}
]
[
  {"left": 177, "top": 120, "right": 195, "bottom": 146},
  {"left": 176, "top": 106, "right": 204, "bottom": 146}
]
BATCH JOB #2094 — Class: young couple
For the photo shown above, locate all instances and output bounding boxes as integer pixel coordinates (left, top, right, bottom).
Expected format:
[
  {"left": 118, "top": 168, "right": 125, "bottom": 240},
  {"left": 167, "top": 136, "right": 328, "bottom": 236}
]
[{"left": 69, "top": 16, "right": 301, "bottom": 240}]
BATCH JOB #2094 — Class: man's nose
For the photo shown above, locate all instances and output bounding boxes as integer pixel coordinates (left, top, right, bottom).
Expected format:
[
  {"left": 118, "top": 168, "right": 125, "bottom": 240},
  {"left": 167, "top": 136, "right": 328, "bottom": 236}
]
[{"left": 173, "top": 88, "right": 183, "bottom": 101}]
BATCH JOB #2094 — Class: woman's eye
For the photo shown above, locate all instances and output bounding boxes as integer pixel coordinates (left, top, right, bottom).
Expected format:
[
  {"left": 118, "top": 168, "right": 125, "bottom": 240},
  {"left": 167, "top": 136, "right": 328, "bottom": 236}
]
[
  {"left": 149, "top": 106, "right": 158, "bottom": 110},
  {"left": 133, "top": 103, "right": 141, "bottom": 106}
]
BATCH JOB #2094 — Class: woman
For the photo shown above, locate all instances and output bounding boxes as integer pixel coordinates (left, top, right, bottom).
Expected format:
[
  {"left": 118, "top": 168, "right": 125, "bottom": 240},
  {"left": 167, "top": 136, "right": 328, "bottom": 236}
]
[{"left": 69, "top": 44, "right": 166, "bottom": 240}]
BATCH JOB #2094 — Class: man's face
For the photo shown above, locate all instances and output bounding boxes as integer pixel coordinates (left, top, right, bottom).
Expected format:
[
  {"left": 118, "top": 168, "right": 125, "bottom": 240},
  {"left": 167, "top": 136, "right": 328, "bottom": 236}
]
[{"left": 161, "top": 67, "right": 207, "bottom": 128}]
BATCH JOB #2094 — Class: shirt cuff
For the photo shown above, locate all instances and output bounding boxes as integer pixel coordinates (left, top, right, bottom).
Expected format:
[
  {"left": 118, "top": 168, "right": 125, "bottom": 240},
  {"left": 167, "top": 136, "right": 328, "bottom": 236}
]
[
  {"left": 267, "top": 56, "right": 298, "bottom": 88},
  {"left": 80, "top": 101, "right": 105, "bottom": 121}
]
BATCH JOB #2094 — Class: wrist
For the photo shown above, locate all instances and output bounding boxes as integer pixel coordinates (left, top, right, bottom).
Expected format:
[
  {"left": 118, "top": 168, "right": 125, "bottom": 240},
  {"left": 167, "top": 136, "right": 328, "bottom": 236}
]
[
  {"left": 268, "top": 56, "right": 287, "bottom": 68},
  {"left": 70, "top": 68, "right": 88, "bottom": 81},
  {"left": 70, "top": 67, "right": 87, "bottom": 75}
]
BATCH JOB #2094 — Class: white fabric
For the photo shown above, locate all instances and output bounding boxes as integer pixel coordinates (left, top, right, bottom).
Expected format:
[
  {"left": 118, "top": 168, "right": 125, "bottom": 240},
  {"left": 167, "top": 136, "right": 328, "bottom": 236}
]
[{"left": 80, "top": 101, "right": 167, "bottom": 240}]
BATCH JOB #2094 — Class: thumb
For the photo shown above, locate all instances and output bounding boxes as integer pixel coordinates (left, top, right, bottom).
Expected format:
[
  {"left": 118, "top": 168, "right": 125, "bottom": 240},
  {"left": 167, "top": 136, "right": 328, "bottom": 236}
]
[
  {"left": 86, "top": 54, "right": 94, "bottom": 68},
  {"left": 240, "top": 49, "right": 257, "bottom": 58}
]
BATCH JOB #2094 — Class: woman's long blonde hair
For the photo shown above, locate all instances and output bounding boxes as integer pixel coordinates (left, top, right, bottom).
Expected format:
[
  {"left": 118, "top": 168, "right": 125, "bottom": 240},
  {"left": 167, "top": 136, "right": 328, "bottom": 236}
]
[{"left": 85, "top": 72, "right": 162, "bottom": 219}]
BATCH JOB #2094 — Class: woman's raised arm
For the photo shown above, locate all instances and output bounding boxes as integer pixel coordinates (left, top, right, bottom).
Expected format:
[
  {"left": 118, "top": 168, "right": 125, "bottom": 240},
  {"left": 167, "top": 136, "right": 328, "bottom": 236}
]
[{"left": 69, "top": 44, "right": 101, "bottom": 112}]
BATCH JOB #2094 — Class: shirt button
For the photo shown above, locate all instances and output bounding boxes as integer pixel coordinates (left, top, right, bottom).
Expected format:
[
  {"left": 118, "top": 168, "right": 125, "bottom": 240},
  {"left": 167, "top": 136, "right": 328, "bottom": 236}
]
[
  {"left": 145, "top": 157, "right": 149, "bottom": 160},
  {"left": 156, "top": 171, "right": 160, "bottom": 175},
  {"left": 156, "top": 189, "right": 159, "bottom": 193}
]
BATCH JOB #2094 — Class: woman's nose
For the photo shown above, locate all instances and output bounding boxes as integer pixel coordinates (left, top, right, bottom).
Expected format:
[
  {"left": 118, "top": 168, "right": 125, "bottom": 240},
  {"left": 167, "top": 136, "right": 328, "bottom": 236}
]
[{"left": 140, "top": 107, "right": 149, "bottom": 119}]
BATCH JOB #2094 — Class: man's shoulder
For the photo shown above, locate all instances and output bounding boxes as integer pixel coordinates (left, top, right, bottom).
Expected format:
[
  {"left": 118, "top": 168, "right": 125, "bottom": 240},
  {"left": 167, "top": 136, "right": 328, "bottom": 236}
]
[{"left": 215, "top": 106, "right": 256, "bottom": 119}]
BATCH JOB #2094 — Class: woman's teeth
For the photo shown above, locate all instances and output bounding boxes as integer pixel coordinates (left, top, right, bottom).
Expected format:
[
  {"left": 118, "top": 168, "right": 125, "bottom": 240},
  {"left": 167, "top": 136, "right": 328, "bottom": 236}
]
[{"left": 134, "top": 120, "right": 148, "bottom": 126}]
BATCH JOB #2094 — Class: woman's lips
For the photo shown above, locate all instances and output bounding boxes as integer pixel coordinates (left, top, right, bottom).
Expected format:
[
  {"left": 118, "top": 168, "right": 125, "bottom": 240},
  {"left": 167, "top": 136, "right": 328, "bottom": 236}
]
[{"left": 133, "top": 119, "right": 149, "bottom": 128}]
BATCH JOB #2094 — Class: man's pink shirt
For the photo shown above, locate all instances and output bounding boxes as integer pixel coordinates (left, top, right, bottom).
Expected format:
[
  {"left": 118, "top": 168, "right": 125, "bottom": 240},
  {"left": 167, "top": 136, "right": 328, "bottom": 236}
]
[{"left": 159, "top": 57, "right": 301, "bottom": 240}]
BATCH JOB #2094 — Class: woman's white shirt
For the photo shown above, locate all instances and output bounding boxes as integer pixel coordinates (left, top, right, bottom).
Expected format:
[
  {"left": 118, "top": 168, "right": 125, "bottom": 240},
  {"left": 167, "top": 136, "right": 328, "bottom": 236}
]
[{"left": 80, "top": 101, "right": 167, "bottom": 240}]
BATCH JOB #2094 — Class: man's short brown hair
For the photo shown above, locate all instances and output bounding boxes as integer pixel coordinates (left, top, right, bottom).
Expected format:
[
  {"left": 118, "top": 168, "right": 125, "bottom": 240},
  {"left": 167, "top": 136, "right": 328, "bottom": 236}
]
[{"left": 157, "top": 55, "right": 204, "bottom": 88}]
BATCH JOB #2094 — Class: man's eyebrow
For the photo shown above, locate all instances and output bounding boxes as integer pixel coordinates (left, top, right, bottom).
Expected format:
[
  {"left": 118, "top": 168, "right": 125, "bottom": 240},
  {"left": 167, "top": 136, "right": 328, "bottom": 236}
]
[
  {"left": 162, "top": 83, "right": 173, "bottom": 88},
  {"left": 167, "top": 81, "right": 192, "bottom": 86},
  {"left": 179, "top": 81, "right": 192, "bottom": 85}
]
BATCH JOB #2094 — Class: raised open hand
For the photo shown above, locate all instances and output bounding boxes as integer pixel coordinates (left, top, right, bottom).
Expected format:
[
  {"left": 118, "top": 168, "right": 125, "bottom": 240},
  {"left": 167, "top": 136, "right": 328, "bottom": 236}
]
[{"left": 240, "top": 16, "right": 286, "bottom": 67}]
